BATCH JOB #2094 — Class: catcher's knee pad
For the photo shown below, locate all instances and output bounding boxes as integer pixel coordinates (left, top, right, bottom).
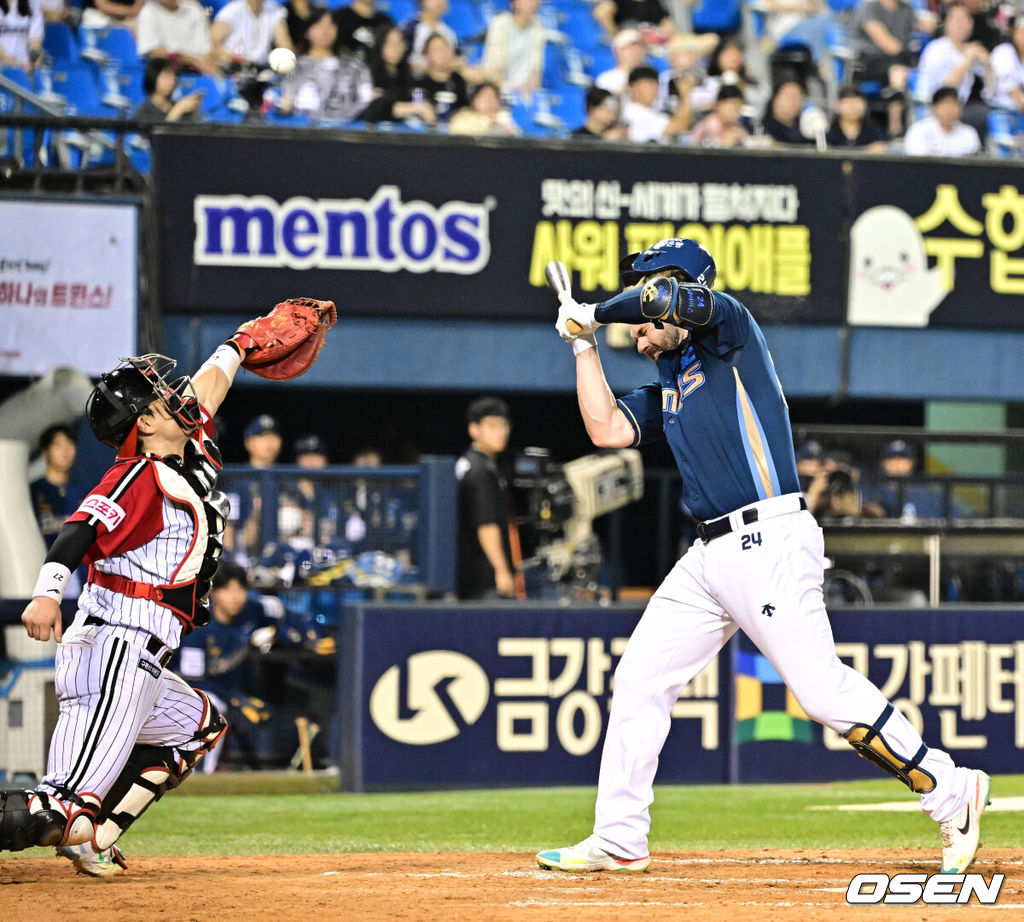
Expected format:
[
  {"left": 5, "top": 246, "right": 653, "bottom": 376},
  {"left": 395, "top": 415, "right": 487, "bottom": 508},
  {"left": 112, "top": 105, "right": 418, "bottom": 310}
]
[
  {"left": 0, "top": 789, "right": 98, "bottom": 851},
  {"left": 843, "top": 724, "right": 936, "bottom": 794}
]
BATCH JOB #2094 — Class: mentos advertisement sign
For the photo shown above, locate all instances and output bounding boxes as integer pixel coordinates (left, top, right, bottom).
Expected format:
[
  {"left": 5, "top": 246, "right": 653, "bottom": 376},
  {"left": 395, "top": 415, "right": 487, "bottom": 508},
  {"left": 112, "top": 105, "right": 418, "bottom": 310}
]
[{"left": 193, "top": 187, "right": 491, "bottom": 273}]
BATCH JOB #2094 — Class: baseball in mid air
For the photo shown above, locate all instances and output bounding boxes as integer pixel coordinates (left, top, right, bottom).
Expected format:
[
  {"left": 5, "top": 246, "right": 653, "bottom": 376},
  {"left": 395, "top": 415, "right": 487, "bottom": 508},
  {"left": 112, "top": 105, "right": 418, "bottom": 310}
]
[{"left": 268, "top": 47, "right": 296, "bottom": 74}]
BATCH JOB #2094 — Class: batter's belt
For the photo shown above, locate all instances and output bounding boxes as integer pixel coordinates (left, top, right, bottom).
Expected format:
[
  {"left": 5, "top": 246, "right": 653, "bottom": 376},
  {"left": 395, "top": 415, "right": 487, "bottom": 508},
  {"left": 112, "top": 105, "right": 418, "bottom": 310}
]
[{"left": 697, "top": 494, "right": 808, "bottom": 544}]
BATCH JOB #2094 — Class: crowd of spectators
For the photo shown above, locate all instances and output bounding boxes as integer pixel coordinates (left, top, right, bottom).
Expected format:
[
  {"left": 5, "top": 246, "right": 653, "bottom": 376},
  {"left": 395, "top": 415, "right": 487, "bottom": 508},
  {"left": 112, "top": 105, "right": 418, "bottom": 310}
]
[{"left": 6, "top": 0, "right": 1024, "bottom": 154}]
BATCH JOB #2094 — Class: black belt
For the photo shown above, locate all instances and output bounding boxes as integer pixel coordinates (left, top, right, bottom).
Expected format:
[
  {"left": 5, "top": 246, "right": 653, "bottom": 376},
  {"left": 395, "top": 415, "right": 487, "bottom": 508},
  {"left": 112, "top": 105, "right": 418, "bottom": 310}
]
[
  {"left": 697, "top": 496, "right": 808, "bottom": 544},
  {"left": 83, "top": 615, "right": 173, "bottom": 668}
]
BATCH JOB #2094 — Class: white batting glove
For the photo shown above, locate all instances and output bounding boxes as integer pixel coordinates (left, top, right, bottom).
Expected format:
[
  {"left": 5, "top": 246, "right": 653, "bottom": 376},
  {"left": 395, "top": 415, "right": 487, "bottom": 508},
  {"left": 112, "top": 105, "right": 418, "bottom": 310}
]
[{"left": 555, "top": 299, "right": 599, "bottom": 339}]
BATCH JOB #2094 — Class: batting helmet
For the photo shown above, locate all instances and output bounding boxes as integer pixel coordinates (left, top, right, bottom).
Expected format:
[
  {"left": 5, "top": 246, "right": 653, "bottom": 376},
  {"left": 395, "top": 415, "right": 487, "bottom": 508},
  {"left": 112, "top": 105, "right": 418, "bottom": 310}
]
[
  {"left": 620, "top": 238, "right": 717, "bottom": 288},
  {"left": 86, "top": 354, "right": 200, "bottom": 448}
]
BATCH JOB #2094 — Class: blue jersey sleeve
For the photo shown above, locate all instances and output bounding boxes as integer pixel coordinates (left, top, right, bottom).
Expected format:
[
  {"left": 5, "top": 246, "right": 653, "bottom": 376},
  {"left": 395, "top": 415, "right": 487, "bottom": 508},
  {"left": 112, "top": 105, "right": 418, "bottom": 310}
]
[
  {"left": 697, "top": 291, "right": 754, "bottom": 357},
  {"left": 617, "top": 383, "right": 664, "bottom": 446}
]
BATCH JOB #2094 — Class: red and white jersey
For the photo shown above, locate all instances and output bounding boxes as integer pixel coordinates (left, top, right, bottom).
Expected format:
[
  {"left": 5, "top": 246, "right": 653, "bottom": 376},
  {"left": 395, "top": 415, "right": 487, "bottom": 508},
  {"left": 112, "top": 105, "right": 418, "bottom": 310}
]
[{"left": 70, "top": 412, "right": 215, "bottom": 650}]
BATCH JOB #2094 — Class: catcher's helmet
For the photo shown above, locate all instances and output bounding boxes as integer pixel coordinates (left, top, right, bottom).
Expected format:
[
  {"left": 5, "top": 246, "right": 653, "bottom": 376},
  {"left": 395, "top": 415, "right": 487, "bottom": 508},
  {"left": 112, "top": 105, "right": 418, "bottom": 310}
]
[
  {"left": 620, "top": 238, "right": 717, "bottom": 288},
  {"left": 87, "top": 354, "right": 200, "bottom": 448}
]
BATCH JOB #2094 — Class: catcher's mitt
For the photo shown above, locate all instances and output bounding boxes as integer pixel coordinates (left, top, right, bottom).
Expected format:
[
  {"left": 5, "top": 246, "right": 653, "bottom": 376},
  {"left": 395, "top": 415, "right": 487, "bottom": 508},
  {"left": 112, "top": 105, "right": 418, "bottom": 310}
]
[{"left": 233, "top": 298, "right": 337, "bottom": 381}]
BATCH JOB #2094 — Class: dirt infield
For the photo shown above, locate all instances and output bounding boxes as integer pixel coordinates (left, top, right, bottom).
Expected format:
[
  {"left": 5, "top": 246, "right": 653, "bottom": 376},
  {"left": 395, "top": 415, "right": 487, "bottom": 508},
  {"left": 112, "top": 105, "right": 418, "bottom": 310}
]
[{"left": 2, "top": 849, "right": 1020, "bottom": 921}]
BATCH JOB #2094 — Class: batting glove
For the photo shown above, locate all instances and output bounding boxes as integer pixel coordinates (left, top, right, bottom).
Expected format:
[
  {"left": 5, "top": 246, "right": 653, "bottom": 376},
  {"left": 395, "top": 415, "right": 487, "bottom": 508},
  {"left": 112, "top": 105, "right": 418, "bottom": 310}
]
[{"left": 555, "top": 300, "right": 599, "bottom": 340}]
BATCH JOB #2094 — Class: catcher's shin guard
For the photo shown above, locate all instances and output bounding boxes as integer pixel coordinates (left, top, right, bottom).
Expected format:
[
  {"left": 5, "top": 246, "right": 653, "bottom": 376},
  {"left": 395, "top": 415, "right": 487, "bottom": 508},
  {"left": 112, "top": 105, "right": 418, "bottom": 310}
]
[
  {"left": 0, "top": 789, "right": 97, "bottom": 851},
  {"left": 93, "top": 693, "right": 227, "bottom": 850},
  {"left": 843, "top": 723, "right": 936, "bottom": 794}
]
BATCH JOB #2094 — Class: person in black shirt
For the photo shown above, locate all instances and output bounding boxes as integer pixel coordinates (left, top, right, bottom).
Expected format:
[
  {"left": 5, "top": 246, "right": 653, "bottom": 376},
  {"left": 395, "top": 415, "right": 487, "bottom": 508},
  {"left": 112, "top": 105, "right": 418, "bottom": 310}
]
[
  {"left": 825, "top": 85, "right": 887, "bottom": 150},
  {"left": 594, "top": 0, "right": 672, "bottom": 42},
  {"left": 413, "top": 32, "right": 468, "bottom": 121},
  {"left": 761, "top": 79, "right": 813, "bottom": 145},
  {"left": 361, "top": 22, "right": 436, "bottom": 123},
  {"left": 572, "top": 84, "right": 627, "bottom": 139},
  {"left": 133, "top": 56, "right": 203, "bottom": 122},
  {"left": 29, "top": 424, "right": 85, "bottom": 548},
  {"left": 333, "top": 0, "right": 393, "bottom": 61},
  {"left": 456, "top": 396, "right": 515, "bottom": 600}
]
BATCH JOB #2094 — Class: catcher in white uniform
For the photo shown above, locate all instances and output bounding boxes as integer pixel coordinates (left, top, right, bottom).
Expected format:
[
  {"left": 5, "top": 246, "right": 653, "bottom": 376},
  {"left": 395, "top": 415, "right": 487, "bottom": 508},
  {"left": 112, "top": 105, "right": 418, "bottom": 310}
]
[
  {"left": 0, "top": 298, "right": 335, "bottom": 876},
  {"left": 535, "top": 238, "right": 989, "bottom": 876}
]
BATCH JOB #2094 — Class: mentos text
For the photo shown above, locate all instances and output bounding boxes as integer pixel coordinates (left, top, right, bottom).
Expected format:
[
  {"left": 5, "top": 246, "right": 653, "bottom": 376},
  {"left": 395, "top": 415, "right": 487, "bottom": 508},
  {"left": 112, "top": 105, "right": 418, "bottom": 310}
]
[{"left": 193, "top": 187, "right": 492, "bottom": 273}]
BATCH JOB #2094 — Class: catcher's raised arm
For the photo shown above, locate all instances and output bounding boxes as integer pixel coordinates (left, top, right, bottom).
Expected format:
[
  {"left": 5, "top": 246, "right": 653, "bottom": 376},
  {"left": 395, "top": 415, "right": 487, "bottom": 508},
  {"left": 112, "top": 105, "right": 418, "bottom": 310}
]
[{"left": 192, "top": 297, "right": 338, "bottom": 413}]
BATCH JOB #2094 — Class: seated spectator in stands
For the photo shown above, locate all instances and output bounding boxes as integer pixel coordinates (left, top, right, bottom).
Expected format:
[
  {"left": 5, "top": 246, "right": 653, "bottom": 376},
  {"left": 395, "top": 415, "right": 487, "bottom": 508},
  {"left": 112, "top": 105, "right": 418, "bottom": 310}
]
[
  {"left": 989, "top": 16, "right": 1024, "bottom": 115},
  {"left": 849, "top": 0, "right": 914, "bottom": 90},
  {"left": 916, "top": 2, "right": 992, "bottom": 140},
  {"left": 705, "top": 35, "right": 759, "bottom": 104},
  {"left": 361, "top": 23, "right": 436, "bottom": 123},
  {"left": 332, "top": 0, "right": 393, "bottom": 62},
  {"left": 903, "top": 85, "right": 981, "bottom": 155},
  {"left": 448, "top": 79, "right": 520, "bottom": 135},
  {"left": 761, "top": 79, "right": 814, "bottom": 145},
  {"left": 402, "top": 0, "right": 458, "bottom": 74},
  {"left": 963, "top": 0, "right": 1001, "bottom": 53},
  {"left": 593, "top": 0, "right": 672, "bottom": 45},
  {"left": 212, "top": 0, "right": 292, "bottom": 70},
  {"left": 658, "top": 31, "right": 719, "bottom": 117},
  {"left": 137, "top": 0, "right": 221, "bottom": 75},
  {"left": 572, "top": 84, "right": 627, "bottom": 139},
  {"left": 277, "top": 9, "right": 374, "bottom": 121},
  {"left": 621, "top": 64, "right": 690, "bottom": 142},
  {"left": 225, "top": 413, "right": 284, "bottom": 561},
  {"left": 81, "top": 0, "right": 143, "bottom": 31},
  {"left": 595, "top": 27, "right": 648, "bottom": 98},
  {"left": 688, "top": 83, "right": 748, "bottom": 147},
  {"left": 825, "top": 84, "right": 887, "bottom": 149},
  {"left": 133, "top": 55, "right": 204, "bottom": 120},
  {"left": 413, "top": 31, "right": 468, "bottom": 121},
  {"left": 481, "top": 0, "right": 545, "bottom": 100},
  {"left": 862, "top": 439, "right": 946, "bottom": 520},
  {"left": 284, "top": 0, "right": 318, "bottom": 50},
  {"left": 30, "top": 424, "right": 84, "bottom": 549},
  {"left": 0, "top": 0, "right": 42, "bottom": 71},
  {"left": 175, "top": 562, "right": 278, "bottom": 772},
  {"left": 291, "top": 433, "right": 339, "bottom": 547},
  {"left": 795, "top": 439, "right": 829, "bottom": 515}
]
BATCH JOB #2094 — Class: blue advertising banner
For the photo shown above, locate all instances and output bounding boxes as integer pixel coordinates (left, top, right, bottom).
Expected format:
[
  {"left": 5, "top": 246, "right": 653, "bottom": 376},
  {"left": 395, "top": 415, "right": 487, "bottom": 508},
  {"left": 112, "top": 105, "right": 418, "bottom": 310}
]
[
  {"left": 340, "top": 604, "right": 1024, "bottom": 791},
  {"left": 340, "top": 603, "right": 729, "bottom": 791}
]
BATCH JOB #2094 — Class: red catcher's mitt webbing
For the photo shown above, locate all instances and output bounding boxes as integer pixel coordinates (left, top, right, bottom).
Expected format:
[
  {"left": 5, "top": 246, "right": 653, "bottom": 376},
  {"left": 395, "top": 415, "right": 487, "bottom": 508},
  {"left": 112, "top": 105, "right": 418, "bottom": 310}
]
[{"left": 237, "top": 298, "right": 337, "bottom": 381}]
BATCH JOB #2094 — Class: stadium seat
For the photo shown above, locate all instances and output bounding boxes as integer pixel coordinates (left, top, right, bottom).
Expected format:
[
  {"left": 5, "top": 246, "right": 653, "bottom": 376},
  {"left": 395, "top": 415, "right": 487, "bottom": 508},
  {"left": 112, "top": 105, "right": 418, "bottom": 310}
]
[
  {"left": 584, "top": 45, "right": 614, "bottom": 81},
  {"left": 38, "top": 63, "right": 107, "bottom": 115},
  {"left": 43, "top": 22, "right": 80, "bottom": 63},
  {"left": 0, "top": 68, "right": 43, "bottom": 166},
  {"left": 691, "top": 0, "right": 742, "bottom": 35},
  {"left": 94, "top": 27, "right": 140, "bottom": 69},
  {"left": 176, "top": 73, "right": 233, "bottom": 115},
  {"left": 557, "top": 5, "right": 603, "bottom": 52},
  {"left": 447, "top": 0, "right": 485, "bottom": 42},
  {"left": 381, "top": 0, "right": 417, "bottom": 24},
  {"left": 550, "top": 84, "right": 586, "bottom": 131}
]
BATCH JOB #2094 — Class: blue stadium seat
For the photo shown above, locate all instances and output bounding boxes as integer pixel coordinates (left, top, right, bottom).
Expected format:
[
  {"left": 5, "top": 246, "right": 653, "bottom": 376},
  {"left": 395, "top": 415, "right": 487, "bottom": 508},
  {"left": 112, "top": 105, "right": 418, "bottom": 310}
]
[
  {"left": 126, "top": 133, "right": 151, "bottom": 172},
  {"left": 176, "top": 73, "right": 234, "bottom": 115},
  {"left": 43, "top": 22, "right": 80, "bottom": 63},
  {"left": 550, "top": 84, "right": 586, "bottom": 131},
  {"left": 381, "top": 0, "right": 417, "bottom": 24},
  {"left": 987, "top": 109, "right": 1023, "bottom": 158},
  {"left": 447, "top": 0, "right": 485, "bottom": 42},
  {"left": 0, "top": 68, "right": 44, "bottom": 166},
  {"left": 691, "top": 0, "right": 742, "bottom": 35},
  {"left": 38, "top": 63, "right": 107, "bottom": 115},
  {"left": 111, "top": 63, "right": 145, "bottom": 109},
  {"left": 558, "top": 5, "right": 603, "bottom": 52},
  {"left": 584, "top": 45, "right": 614, "bottom": 81},
  {"left": 542, "top": 42, "right": 567, "bottom": 89},
  {"left": 94, "top": 27, "right": 140, "bottom": 69}
]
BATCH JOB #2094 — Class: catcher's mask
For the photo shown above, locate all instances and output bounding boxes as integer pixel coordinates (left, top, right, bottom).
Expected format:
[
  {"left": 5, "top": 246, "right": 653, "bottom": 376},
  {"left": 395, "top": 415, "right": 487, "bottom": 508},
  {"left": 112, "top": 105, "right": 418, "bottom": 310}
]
[
  {"left": 87, "top": 354, "right": 200, "bottom": 451},
  {"left": 619, "top": 238, "right": 717, "bottom": 288}
]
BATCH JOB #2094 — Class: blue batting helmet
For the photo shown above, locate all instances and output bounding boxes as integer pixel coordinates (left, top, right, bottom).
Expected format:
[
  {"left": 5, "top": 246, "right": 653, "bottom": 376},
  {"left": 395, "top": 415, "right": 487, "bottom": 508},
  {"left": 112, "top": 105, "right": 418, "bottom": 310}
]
[{"left": 619, "top": 238, "right": 717, "bottom": 288}]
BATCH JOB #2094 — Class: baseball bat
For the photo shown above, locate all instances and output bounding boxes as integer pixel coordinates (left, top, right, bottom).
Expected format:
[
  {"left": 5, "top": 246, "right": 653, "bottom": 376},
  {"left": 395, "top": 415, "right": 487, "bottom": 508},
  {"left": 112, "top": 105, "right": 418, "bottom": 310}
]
[
  {"left": 544, "top": 260, "right": 584, "bottom": 335},
  {"left": 294, "top": 716, "right": 314, "bottom": 772}
]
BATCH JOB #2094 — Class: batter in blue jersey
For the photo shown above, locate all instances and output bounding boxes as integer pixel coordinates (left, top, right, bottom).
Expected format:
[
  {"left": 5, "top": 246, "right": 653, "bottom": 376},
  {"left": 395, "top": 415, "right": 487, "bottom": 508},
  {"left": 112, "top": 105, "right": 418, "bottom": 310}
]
[{"left": 535, "top": 238, "right": 988, "bottom": 877}]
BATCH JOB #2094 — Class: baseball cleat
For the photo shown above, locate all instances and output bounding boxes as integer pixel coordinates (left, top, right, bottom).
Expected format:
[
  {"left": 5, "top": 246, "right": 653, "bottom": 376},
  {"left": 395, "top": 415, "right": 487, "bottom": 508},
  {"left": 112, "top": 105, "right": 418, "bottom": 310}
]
[
  {"left": 56, "top": 842, "right": 128, "bottom": 878},
  {"left": 939, "top": 770, "right": 991, "bottom": 874},
  {"left": 536, "top": 835, "right": 650, "bottom": 872}
]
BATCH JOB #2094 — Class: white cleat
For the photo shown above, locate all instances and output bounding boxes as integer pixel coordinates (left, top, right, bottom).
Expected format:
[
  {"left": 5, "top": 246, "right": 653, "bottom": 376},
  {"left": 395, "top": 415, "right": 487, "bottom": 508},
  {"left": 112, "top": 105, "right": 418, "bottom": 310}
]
[
  {"left": 536, "top": 834, "right": 650, "bottom": 872},
  {"left": 56, "top": 842, "right": 128, "bottom": 878},
  {"left": 940, "top": 770, "right": 991, "bottom": 874}
]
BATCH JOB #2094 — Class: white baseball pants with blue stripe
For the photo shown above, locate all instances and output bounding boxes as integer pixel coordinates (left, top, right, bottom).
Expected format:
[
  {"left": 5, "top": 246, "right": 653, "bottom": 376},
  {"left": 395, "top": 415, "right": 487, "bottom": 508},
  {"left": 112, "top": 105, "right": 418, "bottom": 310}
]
[{"left": 592, "top": 504, "right": 976, "bottom": 860}]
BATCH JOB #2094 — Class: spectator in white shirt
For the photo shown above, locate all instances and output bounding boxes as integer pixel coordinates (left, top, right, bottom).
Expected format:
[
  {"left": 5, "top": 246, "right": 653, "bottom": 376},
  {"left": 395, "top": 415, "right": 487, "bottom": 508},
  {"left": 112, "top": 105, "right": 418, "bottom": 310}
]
[
  {"left": 988, "top": 16, "right": 1024, "bottom": 114},
  {"left": 620, "top": 64, "right": 689, "bottom": 143},
  {"left": 916, "top": 1, "right": 992, "bottom": 139},
  {"left": 211, "top": 0, "right": 292, "bottom": 69},
  {"left": 137, "top": 0, "right": 221, "bottom": 75},
  {"left": 482, "top": 0, "right": 545, "bottom": 100},
  {"left": 0, "top": 0, "right": 42, "bottom": 71},
  {"left": 595, "top": 27, "right": 648, "bottom": 98},
  {"left": 904, "top": 85, "right": 981, "bottom": 156}
]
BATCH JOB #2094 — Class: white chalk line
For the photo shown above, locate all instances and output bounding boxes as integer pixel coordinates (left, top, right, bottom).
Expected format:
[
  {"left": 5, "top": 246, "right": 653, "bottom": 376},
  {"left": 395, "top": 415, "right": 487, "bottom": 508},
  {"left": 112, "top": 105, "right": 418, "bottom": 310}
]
[{"left": 809, "top": 796, "right": 1024, "bottom": 813}]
